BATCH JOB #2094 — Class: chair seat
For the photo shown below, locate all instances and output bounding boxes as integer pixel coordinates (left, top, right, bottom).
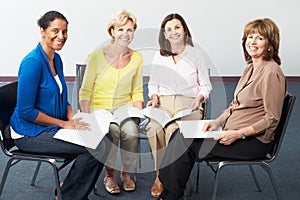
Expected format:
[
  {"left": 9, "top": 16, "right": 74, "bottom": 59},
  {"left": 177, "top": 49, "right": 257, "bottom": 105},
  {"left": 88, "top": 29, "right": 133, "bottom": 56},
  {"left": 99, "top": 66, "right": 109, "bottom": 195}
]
[
  {"left": 205, "top": 156, "right": 268, "bottom": 163},
  {"left": 10, "top": 149, "right": 75, "bottom": 162}
]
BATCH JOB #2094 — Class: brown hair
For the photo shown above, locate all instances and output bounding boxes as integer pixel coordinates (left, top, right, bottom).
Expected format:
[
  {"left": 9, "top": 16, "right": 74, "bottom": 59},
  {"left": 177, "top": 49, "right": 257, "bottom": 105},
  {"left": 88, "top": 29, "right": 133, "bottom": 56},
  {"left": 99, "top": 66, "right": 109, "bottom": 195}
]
[
  {"left": 242, "top": 18, "right": 281, "bottom": 65},
  {"left": 158, "top": 13, "right": 193, "bottom": 56}
]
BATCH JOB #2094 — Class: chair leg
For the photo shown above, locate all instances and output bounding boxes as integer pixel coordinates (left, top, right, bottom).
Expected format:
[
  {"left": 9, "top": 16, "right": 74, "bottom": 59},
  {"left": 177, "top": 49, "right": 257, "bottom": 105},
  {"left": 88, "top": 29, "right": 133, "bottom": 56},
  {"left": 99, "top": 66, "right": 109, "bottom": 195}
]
[
  {"left": 195, "top": 162, "right": 200, "bottom": 193},
  {"left": 134, "top": 137, "right": 142, "bottom": 174},
  {"left": 260, "top": 164, "right": 280, "bottom": 200},
  {"left": 0, "top": 158, "right": 14, "bottom": 197},
  {"left": 138, "top": 142, "right": 142, "bottom": 170},
  {"left": 93, "top": 183, "right": 99, "bottom": 195},
  {"left": 137, "top": 140, "right": 141, "bottom": 171},
  {"left": 185, "top": 171, "right": 193, "bottom": 196},
  {"left": 50, "top": 163, "right": 62, "bottom": 200},
  {"left": 31, "top": 161, "right": 42, "bottom": 186},
  {"left": 248, "top": 165, "right": 262, "bottom": 192},
  {"left": 211, "top": 165, "right": 222, "bottom": 200}
]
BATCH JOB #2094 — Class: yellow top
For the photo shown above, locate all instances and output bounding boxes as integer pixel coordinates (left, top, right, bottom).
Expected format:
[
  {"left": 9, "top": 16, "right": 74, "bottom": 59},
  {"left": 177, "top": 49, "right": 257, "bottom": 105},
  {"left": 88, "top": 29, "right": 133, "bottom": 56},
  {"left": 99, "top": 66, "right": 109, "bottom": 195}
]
[{"left": 79, "top": 48, "right": 144, "bottom": 109}]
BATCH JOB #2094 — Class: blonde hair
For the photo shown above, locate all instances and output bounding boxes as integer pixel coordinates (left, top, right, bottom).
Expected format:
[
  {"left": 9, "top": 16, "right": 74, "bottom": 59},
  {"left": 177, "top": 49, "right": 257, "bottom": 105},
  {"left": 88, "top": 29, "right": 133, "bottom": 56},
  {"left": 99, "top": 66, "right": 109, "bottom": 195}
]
[{"left": 107, "top": 10, "right": 137, "bottom": 37}]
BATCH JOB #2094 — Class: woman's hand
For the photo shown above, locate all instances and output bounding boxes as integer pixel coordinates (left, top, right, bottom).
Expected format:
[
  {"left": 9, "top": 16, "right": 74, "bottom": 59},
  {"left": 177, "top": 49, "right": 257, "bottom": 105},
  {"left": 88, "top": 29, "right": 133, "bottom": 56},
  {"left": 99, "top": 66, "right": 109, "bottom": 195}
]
[
  {"left": 147, "top": 99, "right": 158, "bottom": 107},
  {"left": 133, "top": 100, "right": 143, "bottom": 110},
  {"left": 79, "top": 100, "right": 90, "bottom": 113},
  {"left": 147, "top": 94, "right": 159, "bottom": 107},
  {"left": 215, "top": 130, "right": 241, "bottom": 145},
  {"left": 202, "top": 120, "right": 219, "bottom": 132},
  {"left": 191, "top": 95, "right": 204, "bottom": 110},
  {"left": 61, "top": 117, "right": 90, "bottom": 130},
  {"left": 67, "top": 105, "right": 75, "bottom": 121}
]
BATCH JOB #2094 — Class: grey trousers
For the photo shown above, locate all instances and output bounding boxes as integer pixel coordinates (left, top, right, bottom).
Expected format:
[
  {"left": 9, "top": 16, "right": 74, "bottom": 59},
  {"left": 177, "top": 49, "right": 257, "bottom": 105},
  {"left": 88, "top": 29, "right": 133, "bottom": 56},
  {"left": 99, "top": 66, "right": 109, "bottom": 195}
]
[{"left": 14, "top": 131, "right": 112, "bottom": 200}]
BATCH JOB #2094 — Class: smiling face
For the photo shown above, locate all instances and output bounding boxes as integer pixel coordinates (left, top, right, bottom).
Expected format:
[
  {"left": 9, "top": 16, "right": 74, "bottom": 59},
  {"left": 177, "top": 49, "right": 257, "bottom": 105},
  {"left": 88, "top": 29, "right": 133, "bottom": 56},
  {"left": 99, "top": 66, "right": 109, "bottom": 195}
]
[
  {"left": 40, "top": 18, "right": 68, "bottom": 52},
  {"left": 110, "top": 20, "right": 135, "bottom": 47},
  {"left": 164, "top": 18, "right": 186, "bottom": 45},
  {"left": 245, "top": 32, "right": 268, "bottom": 62}
]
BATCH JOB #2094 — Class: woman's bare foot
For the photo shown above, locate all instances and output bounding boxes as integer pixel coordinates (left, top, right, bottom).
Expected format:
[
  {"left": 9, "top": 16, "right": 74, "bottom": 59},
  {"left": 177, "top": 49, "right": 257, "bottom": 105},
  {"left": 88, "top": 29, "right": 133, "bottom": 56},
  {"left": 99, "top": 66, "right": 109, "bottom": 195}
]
[{"left": 151, "top": 175, "right": 163, "bottom": 197}]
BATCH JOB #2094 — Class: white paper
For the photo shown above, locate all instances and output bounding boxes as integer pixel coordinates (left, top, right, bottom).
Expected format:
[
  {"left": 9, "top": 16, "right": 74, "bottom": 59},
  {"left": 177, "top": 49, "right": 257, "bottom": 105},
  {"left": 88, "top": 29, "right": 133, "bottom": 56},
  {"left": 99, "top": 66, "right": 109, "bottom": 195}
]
[
  {"left": 54, "top": 104, "right": 144, "bottom": 149},
  {"left": 177, "top": 120, "right": 222, "bottom": 138},
  {"left": 140, "top": 107, "right": 192, "bottom": 127},
  {"left": 54, "top": 112, "right": 108, "bottom": 149}
]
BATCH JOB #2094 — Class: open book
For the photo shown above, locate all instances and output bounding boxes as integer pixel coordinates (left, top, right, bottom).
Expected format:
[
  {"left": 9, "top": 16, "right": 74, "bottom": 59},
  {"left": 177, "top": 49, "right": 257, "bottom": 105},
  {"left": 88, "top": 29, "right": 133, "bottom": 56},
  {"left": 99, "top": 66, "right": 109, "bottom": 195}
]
[
  {"left": 140, "top": 107, "right": 192, "bottom": 127},
  {"left": 54, "top": 104, "right": 144, "bottom": 149},
  {"left": 177, "top": 120, "right": 222, "bottom": 138}
]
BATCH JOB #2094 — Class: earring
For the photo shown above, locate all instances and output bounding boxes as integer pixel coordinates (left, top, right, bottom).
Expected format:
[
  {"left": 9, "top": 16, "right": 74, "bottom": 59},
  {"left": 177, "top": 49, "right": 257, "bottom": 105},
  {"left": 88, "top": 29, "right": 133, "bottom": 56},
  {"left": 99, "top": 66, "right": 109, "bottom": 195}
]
[{"left": 267, "top": 48, "right": 271, "bottom": 52}]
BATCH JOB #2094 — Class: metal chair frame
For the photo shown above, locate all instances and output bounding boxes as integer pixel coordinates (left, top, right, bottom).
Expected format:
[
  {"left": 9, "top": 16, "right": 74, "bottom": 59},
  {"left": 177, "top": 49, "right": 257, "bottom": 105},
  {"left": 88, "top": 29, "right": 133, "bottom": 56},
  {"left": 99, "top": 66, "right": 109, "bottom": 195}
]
[
  {"left": 194, "top": 94, "right": 295, "bottom": 200},
  {"left": 0, "top": 81, "right": 75, "bottom": 200}
]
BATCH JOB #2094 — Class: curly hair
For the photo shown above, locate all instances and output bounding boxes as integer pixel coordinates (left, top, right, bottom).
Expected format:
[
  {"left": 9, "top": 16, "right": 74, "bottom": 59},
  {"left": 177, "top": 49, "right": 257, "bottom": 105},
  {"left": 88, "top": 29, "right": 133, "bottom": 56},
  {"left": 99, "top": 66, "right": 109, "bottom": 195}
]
[{"left": 37, "top": 10, "right": 68, "bottom": 30}]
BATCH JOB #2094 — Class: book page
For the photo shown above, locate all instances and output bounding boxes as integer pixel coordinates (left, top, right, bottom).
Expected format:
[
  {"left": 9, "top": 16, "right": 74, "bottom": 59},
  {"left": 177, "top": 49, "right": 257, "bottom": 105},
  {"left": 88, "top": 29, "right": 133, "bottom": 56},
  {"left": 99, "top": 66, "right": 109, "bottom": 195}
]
[
  {"left": 171, "top": 108, "right": 192, "bottom": 122},
  {"left": 177, "top": 120, "right": 222, "bottom": 138},
  {"left": 141, "top": 107, "right": 192, "bottom": 127},
  {"left": 140, "top": 107, "right": 171, "bottom": 127},
  {"left": 112, "top": 104, "right": 144, "bottom": 125},
  {"left": 54, "top": 112, "right": 111, "bottom": 149}
]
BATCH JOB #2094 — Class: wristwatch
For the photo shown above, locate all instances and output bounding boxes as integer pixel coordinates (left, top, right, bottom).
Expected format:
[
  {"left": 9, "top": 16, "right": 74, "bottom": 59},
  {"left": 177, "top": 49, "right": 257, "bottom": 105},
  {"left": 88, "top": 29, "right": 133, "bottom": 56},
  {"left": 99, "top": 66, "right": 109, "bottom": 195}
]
[{"left": 241, "top": 131, "right": 246, "bottom": 140}]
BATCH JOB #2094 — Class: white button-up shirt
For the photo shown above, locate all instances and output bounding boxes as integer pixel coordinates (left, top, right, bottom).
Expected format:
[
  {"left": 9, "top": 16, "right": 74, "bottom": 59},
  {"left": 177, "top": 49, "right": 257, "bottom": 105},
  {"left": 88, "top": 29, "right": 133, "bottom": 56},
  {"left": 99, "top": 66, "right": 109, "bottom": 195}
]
[{"left": 148, "top": 45, "right": 213, "bottom": 101}]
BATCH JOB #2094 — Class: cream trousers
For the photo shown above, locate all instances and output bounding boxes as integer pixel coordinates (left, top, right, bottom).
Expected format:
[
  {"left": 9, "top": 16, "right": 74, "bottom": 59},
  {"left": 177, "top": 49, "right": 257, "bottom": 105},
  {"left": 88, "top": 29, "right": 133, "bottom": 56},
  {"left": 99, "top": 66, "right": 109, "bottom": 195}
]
[
  {"left": 105, "top": 119, "right": 139, "bottom": 168},
  {"left": 146, "top": 95, "right": 203, "bottom": 170},
  {"left": 92, "top": 106, "right": 139, "bottom": 169}
]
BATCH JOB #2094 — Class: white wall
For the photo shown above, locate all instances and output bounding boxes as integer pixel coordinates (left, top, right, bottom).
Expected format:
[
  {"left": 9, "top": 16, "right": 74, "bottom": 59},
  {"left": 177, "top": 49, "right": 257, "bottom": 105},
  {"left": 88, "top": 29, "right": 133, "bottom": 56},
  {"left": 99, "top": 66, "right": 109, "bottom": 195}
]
[{"left": 1, "top": 0, "right": 299, "bottom": 77}]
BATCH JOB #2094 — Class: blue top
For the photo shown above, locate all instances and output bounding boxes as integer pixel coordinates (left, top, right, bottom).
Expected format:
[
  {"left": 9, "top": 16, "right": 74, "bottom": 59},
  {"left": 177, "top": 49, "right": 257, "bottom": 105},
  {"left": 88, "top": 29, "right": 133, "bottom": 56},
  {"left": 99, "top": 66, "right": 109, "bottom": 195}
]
[{"left": 10, "top": 43, "right": 69, "bottom": 137}]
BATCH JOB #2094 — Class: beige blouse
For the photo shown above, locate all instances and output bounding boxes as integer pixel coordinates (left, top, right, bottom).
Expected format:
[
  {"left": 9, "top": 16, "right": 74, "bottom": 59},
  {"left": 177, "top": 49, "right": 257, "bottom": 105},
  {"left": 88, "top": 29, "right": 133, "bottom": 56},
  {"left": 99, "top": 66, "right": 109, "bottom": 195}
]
[{"left": 217, "top": 61, "right": 287, "bottom": 143}]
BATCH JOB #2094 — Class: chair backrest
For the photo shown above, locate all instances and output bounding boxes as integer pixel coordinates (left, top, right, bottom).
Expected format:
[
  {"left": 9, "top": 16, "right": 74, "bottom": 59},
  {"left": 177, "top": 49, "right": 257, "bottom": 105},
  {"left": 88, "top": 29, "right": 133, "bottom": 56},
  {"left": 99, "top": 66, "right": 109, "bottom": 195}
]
[
  {"left": 0, "top": 81, "right": 18, "bottom": 154},
  {"left": 76, "top": 64, "right": 87, "bottom": 110},
  {"left": 268, "top": 94, "right": 296, "bottom": 160},
  {"left": 201, "top": 69, "right": 210, "bottom": 120}
]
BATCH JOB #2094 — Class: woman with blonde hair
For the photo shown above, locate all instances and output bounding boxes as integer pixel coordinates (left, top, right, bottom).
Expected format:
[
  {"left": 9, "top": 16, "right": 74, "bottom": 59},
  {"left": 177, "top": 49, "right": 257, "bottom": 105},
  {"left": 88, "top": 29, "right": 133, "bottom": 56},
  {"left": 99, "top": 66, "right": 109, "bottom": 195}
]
[{"left": 79, "top": 10, "right": 143, "bottom": 194}]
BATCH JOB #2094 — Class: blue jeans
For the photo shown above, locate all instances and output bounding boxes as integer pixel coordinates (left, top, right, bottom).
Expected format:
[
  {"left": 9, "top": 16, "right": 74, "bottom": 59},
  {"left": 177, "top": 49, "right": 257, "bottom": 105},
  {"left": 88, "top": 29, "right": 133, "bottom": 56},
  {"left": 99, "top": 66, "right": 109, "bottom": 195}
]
[{"left": 14, "top": 131, "right": 112, "bottom": 200}]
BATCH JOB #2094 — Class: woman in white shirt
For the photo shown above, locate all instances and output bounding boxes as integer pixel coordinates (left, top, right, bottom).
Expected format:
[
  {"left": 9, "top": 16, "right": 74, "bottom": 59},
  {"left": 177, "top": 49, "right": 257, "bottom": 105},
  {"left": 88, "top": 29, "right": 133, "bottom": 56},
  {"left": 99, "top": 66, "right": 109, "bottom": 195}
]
[{"left": 146, "top": 13, "right": 214, "bottom": 198}]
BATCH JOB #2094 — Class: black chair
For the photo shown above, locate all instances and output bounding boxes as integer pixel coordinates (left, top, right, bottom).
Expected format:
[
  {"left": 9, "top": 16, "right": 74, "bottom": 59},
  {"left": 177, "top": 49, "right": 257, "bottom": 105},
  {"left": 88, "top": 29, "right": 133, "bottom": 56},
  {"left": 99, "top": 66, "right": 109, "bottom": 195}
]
[
  {"left": 193, "top": 94, "right": 295, "bottom": 200},
  {"left": 76, "top": 64, "right": 87, "bottom": 111},
  {"left": 0, "top": 81, "right": 75, "bottom": 200}
]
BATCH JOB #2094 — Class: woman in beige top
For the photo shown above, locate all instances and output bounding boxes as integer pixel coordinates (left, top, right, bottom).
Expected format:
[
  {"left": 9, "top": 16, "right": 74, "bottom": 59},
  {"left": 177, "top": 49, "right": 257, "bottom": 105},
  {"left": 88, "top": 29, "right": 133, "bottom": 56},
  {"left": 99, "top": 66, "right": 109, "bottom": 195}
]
[{"left": 157, "top": 18, "right": 287, "bottom": 200}]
